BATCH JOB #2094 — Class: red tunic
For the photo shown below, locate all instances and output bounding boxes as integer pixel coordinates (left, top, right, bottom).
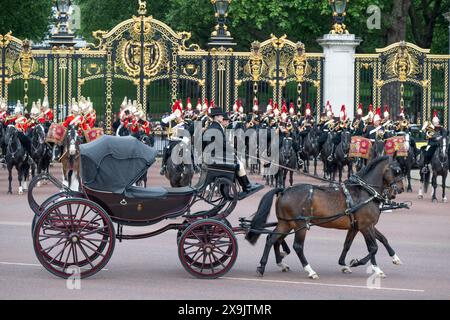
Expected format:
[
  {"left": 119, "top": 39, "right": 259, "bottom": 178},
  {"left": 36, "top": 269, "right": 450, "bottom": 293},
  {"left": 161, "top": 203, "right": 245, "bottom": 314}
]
[{"left": 44, "top": 108, "right": 54, "bottom": 122}]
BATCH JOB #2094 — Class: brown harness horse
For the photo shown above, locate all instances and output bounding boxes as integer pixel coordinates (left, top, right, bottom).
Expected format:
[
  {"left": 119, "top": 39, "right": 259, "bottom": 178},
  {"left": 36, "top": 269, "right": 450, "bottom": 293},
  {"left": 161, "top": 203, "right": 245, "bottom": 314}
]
[{"left": 246, "top": 156, "right": 405, "bottom": 279}]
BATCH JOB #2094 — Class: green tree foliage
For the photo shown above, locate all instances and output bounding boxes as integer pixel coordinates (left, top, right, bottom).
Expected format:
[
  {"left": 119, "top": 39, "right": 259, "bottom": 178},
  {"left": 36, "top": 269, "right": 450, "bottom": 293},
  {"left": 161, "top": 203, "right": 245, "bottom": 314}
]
[
  {"left": 1, "top": 0, "right": 448, "bottom": 53},
  {"left": 0, "top": 0, "right": 53, "bottom": 41}
]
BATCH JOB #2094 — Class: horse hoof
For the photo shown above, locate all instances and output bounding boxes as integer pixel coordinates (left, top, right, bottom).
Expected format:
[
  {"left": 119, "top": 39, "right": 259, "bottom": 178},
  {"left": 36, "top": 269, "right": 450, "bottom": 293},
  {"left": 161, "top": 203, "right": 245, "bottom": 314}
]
[
  {"left": 443, "top": 197, "right": 448, "bottom": 203},
  {"left": 277, "top": 263, "right": 290, "bottom": 272},
  {"left": 392, "top": 254, "right": 403, "bottom": 265},
  {"left": 7, "top": 191, "right": 12, "bottom": 195},
  {"left": 18, "top": 188, "right": 23, "bottom": 195},
  {"left": 432, "top": 198, "right": 438, "bottom": 203},
  {"left": 256, "top": 267, "right": 265, "bottom": 277},
  {"left": 341, "top": 266, "right": 352, "bottom": 274},
  {"left": 36, "top": 181, "right": 41, "bottom": 188},
  {"left": 309, "top": 273, "right": 319, "bottom": 280},
  {"left": 417, "top": 194, "right": 423, "bottom": 199},
  {"left": 407, "top": 188, "right": 412, "bottom": 193},
  {"left": 349, "top": 259, "right": 359, "bottom": 267}
]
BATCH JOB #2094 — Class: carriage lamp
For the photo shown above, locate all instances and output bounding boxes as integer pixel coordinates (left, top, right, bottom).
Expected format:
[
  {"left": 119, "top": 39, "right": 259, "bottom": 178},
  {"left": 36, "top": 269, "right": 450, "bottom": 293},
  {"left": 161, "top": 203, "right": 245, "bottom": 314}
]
[
  {"left": 329, "top": 0, "right": 350, "bottom": 34},
  {"left": 208, "top": 0, "right": 236, "bottom": 48}
]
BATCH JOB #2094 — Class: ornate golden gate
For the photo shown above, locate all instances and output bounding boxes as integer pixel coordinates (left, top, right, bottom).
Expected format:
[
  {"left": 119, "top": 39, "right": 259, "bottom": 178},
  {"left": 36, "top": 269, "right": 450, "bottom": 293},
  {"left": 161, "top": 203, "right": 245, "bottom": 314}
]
[
  {"left": 355, "top": 41, "right": 449, "bottom": 127},
  {"left": 0, "top": 2, "right": 324, "bottom": 133}
]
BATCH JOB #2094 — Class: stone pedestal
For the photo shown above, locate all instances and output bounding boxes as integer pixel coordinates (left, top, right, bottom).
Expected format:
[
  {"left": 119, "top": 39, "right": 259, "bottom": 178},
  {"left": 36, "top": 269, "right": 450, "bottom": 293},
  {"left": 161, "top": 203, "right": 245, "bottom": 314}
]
[{"left": 318, "top": 33, "right": 361, "bottom": 119}]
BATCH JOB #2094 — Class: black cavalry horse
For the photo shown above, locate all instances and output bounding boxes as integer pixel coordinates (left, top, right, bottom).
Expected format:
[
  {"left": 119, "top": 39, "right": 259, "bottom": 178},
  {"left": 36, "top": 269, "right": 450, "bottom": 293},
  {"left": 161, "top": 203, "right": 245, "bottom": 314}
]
[
  {"left": 418, "top": 137, "right": 448, "bottom": 202},
  {"left": 276, "top": 137, "right": 297, "bottom": 188},
  {"left": 5, "top": 126, "right": 30, "bottom": 194},
  {"left": 246, "top": 156, "right": 405, "bottom": 279},
  {"left": 165, "top": 139, "right": 195, "bottom": 188},
  {"left": 30, "top": 124, "right": 52, "bottom": 183},
  {"left": 302, "top": 125, "right": 321, "bottom": 176},
  {"left": 333, "top": 130, "right": 353, "bottom": 183}
]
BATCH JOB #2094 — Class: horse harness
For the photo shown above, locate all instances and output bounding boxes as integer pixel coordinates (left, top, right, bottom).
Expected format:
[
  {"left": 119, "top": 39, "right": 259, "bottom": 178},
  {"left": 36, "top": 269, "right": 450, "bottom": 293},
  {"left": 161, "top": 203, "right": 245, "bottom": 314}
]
[{"left": 246, "top": 174, "right": 406, "bottom": 237}]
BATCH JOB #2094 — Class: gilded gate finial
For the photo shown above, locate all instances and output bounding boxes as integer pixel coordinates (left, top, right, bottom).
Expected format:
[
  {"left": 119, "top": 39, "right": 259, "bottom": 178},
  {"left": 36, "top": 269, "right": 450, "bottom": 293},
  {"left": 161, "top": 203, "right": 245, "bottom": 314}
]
[{"left": 138, "top": 0, "right": 147, "bottom": 16}]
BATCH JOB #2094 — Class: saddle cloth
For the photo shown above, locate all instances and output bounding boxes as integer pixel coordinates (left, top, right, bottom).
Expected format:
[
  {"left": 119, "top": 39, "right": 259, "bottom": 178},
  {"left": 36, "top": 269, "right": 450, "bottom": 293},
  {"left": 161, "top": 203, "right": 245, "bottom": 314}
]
[
  {"left": 84, "top": 127, "right": 104, "bottom": 143},
  {"left": 45, "top": 123, "right": 67, "bottom": 145},
  {"left": 349, "top": 136, "right": 372, "bottom": 159},
  {"left": 385, "top": 136, "right": 407, "bottom": 157}
]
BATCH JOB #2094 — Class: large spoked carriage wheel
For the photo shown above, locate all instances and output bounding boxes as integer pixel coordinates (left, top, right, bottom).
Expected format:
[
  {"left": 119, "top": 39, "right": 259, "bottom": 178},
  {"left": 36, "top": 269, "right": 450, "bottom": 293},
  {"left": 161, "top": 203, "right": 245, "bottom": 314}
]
[
  {"left": 33, "top": 198, "right": 115, "bottom": 279},
  {"left": 200, "top": 178, "right": 238, "bottom": 218},
  {"left": 178, "top": 219, "right": 238, "bottom": 279}
]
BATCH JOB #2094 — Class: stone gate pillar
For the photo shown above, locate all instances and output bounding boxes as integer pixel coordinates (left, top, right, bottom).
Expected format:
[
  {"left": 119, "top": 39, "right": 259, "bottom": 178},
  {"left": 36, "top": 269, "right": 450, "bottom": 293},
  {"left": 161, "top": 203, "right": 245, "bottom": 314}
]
[{"left": 318, "top": 34, "right": 361, "bottom": 119}]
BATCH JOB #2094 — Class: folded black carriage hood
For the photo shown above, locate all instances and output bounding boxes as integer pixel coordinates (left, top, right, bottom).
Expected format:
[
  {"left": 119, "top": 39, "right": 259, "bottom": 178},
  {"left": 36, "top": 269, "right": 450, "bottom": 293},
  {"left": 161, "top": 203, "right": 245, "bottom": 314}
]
[{"left": 80, "top": 135, "right": 157, "bottom": 194}]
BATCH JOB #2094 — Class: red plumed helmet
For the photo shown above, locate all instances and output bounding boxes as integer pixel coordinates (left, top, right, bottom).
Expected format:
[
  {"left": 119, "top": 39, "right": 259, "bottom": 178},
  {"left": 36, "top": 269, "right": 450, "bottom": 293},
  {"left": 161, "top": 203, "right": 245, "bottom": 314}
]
[
  {"left": 186, "top": 97, "right": 192, "bottom": 110},
  {"left": 383, "top": 105, "right": 389, "bottom": 118},
  {"left": 340, "top": 104, "right": 346, "bottom": 120},
  {"left": 357, "top": 103, "right": 363, "bottom": 116},
  {"left": 305, "top": 103, "right": 311, "bottom": 117},
  {"left": 281, "top": 101, "right": 287, "bottom": 114}
]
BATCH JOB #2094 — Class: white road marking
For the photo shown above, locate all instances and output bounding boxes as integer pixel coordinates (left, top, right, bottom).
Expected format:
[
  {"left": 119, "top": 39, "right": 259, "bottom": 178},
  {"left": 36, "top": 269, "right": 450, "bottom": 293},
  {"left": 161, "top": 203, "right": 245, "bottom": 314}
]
[
  {"left": 0, "top": 262, "right": 41, "bottom": 267},
  {"left": 0, "top": 262, "right": 108, "bottom": 271},
  {"left": 0, "top": 221, "right": 31, "bottom": 226},
  {"left": 223, "top": 276, "right": 425, "bottom": 293}
]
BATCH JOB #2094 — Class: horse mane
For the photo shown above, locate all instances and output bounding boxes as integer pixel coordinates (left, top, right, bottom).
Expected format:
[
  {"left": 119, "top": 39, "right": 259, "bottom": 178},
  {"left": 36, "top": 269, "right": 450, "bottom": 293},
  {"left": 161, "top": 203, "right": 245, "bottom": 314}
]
[{"left": 356, "top": 156, "right": 389, "bottom": 178}]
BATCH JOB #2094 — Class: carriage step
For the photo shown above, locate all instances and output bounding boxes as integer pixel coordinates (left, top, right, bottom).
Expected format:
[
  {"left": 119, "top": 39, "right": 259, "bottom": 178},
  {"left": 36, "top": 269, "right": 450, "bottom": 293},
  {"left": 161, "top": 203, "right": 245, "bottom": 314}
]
[{"left": 237, "top": 184, "right": 264, "bottom": 200}]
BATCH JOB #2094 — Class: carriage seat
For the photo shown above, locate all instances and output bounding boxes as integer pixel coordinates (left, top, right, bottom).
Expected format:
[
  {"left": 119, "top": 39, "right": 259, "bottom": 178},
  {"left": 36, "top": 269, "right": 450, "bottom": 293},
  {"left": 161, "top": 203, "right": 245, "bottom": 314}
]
[
  {"left": 207, "top": 162, "right": 239, "bottom": 172},
  {"left": 165, "top": 186, "right": 195, "bottom": 195},
  {"left": 125, "top": 186, "right": 169, "bottom": 199}
]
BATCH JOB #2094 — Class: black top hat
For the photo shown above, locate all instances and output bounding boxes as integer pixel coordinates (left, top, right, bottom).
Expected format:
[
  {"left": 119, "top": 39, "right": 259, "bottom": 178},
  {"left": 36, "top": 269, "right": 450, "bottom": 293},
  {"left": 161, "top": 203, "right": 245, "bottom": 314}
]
[{"left": 209, "top": 107, "right": 229, "bottom": 120}]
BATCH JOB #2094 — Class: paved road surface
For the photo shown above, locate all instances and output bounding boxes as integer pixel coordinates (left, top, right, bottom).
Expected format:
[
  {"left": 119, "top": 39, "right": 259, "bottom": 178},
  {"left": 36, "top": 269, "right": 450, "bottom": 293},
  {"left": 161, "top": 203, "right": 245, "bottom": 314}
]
[{"left": 0, "top": 161, "right": 449, "bottom": 299}]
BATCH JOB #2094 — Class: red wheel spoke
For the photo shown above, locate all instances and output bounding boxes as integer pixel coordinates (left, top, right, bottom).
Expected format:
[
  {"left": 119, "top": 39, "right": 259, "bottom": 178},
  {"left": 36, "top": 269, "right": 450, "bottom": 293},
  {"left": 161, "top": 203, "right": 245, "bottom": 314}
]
[
  {"left": 62, "top": 243, "right": 74, "bottom": 270},
  {"left": 212, "top": 248, "right": 232, "bottom": 257},
  {"left": 208, "top": 253, "right": 215, "bottom": 273},
  {"left": 79, "top": 240, "right": 106, "bottom": 258},
  {"left": 40, "top": 237, "right": 66, "bottom": 254},
  {"left": 39, "top": 232, "right": 67, "bottom": 240},
  {"left": 80, "top": 226, "right": 107, "bottom": 237},
  {"left": 77, "top": 242, "right": 95, "bottom": 269},
  {"left": 72, "top": 243, "right": 79, "bottom": 266},
  {"left": 49, "top": 241, "right": 70, "bottom": 264},
  {"left": 79, "top": 237, "right": 108, "bottom": 243},
  {"left": 78, "top": 211, "right": 101, "bottom": 234},
  {"left": 210, "top": 252, "right": 226, "bottom": 269}
]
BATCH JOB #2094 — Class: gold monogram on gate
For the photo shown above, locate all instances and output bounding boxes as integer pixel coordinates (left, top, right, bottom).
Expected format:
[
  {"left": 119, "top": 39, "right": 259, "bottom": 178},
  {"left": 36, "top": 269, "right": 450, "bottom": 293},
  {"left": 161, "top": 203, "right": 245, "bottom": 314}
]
[{"left": 117, "top": 38, "right": 165, "bottom": 78}]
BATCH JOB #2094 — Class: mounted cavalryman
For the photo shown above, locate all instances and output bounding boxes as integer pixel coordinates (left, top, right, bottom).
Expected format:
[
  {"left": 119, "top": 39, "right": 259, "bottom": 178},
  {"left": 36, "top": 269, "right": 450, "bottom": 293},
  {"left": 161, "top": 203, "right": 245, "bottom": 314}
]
[
  {"left": 12, "top": 101, "right": 32, "bottom": 155},
  {"left": 351, "top": 103, "right": 365, "bottom": 136},
  {"left": 365, "top": 107, "right": 385, "bottom": 141},
  {"left": 328, "top": 104, "right": 347, "bottom": 162},
  {"left": 394, "top": 107, "right": 417, "bottom": 159},
  {"left": 160, "top": 100, "right": 186, "bottom": 175},
  {"left": 421, "top": 110, "right": 448, "bottom": 174}
]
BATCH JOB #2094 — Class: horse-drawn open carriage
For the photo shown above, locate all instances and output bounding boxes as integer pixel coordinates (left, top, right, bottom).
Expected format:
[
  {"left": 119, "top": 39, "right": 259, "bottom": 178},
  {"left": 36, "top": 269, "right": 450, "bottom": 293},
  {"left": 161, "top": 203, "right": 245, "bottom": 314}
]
[{"left": 28, "top": 135, "right": 262, "bottom": 279}]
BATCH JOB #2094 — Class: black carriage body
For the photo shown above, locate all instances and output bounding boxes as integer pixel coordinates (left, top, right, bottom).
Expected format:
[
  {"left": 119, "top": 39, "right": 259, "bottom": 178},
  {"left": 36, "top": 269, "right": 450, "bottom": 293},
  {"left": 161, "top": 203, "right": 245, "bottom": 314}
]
[{"left": 84, "top": 186, "right": 195, "bottom": 226}]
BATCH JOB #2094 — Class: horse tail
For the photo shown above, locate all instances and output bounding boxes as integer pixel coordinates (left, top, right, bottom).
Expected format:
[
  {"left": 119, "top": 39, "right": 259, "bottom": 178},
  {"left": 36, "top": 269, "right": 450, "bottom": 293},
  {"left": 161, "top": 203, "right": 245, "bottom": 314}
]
[
  {"left": 246, "top": 187, "right": 284, "bottom": 245},
  {"left": 424, "top": 169, "right": 431, "bottom": 193}
]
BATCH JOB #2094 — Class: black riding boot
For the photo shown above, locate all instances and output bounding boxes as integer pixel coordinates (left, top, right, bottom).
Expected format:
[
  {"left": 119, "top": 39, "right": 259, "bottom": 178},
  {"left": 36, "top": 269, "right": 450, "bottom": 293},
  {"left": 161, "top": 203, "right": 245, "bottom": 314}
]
[{"left": 238, "top": 175, "right": 262, "bottom": 193}]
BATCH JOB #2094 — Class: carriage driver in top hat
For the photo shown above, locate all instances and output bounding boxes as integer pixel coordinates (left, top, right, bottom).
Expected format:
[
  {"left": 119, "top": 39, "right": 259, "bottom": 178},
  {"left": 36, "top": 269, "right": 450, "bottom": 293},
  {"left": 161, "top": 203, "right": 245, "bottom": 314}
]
[{"left": 204, "top": 107, "right": 262, "bottom": 194}]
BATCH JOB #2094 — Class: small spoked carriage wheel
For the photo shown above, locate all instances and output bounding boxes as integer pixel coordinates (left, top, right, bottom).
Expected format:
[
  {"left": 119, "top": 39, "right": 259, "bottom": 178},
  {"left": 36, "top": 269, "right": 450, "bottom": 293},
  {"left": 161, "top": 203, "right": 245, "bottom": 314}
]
[
  {"left": 178, "top": 219, "right": 238, "bottom": 279},
  {"left": 201, "top": 178, "right": 238, "bottom": 218},
  {"left": 33, "top": 198, "right": 115, "bottom": 279}
]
